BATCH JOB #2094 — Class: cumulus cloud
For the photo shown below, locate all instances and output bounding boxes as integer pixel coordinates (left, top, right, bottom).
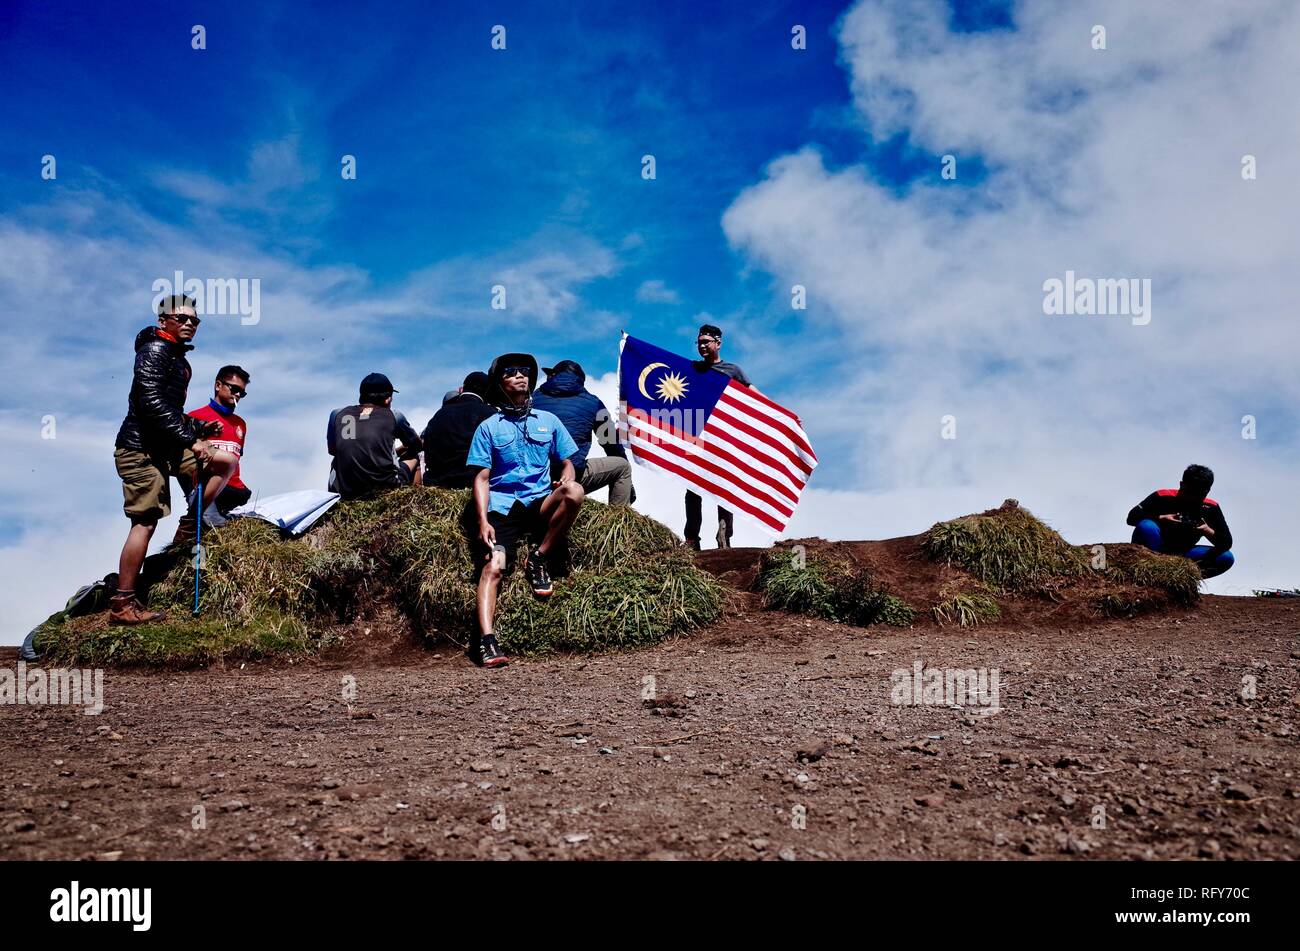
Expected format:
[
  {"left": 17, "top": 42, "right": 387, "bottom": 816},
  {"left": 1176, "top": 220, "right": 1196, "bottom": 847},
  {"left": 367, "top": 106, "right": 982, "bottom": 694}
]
[
  {"left": 720, "top": 0, "right": 1300, "bottom": 594},
  {"left": 635, "top": 278, "right": 680, "bottom": 304}
]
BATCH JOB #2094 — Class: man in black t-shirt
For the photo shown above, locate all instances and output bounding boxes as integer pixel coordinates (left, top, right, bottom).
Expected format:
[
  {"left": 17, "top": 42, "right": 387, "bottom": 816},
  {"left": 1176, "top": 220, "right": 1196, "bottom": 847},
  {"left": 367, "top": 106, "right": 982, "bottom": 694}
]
[
  {"left": 327, "top": 372, "right": 423, "bottom": 501},
  {"left": 422, "top": 371, "right": 496, "bottom": 488},
  {"left": 1126, "top": 463, "right": 1235, "bottom": 578}
]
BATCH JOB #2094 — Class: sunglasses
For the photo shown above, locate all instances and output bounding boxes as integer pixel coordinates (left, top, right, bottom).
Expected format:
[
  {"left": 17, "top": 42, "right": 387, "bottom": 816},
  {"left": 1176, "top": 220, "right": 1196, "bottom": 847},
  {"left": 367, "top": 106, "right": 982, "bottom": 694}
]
[
  {"left": 502, "top": 366, "right": 530, "bottom": 379},
  {"left": 164, "top": 313, "right": 201, "bottom": 326},
  {"left": 220, "top": 381, "right": 247, "bottom": 397}
]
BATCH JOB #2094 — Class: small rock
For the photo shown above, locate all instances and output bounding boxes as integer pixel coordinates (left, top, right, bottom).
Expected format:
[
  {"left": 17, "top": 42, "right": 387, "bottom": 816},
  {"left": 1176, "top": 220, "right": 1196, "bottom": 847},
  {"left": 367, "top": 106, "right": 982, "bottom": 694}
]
[
  {"left": 1199, "top": 839, "right": 1221, "bottom": 858},
  {"left": 220, "top": 800, "right": 248, "bottom": 813},
  {"left": 1223, "top": 783, "right": 1257, "bottom": 801},
  {"left": 796, "top": 743, "right": 830, "bottom": 763},
  {"left": 321, "top": 778, "right": 341, "bottom": 789},
  {"left": 98, "top": 851, "right": 123, "bottom": 861},
  {"left": 749, "top": 838, "right": 769, "bottom": 851},
  {"left": 564, "top": 833, "right": 590, "bottom": 845},
  {"left": 469, "top": 761, "right": 494, "bottom": 773},
  {"left": 12, "top": 820, "right": 35, "bottom": 833},
  {"left": 914, "top": 793, "right": 945, "bottom": 808},
  {"left": 598, "top": 747, "right": 615, "bottom": 755},
  {"left": 778, "top": 847, "right": 796, "bottom": 861}
]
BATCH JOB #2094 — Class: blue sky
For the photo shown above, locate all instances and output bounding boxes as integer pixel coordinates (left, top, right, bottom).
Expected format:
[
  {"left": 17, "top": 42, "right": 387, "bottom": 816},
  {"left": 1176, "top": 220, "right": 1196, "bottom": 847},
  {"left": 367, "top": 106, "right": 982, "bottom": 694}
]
[{"left": 2, "top": 0, "right": 1298, "bottom": 642}]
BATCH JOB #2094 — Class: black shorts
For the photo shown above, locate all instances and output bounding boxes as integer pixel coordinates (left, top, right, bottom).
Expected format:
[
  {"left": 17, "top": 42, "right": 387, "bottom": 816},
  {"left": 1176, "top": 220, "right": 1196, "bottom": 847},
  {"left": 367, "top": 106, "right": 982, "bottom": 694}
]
[{"left": 481, "top": 497, "right": 548, "bottom": 572}]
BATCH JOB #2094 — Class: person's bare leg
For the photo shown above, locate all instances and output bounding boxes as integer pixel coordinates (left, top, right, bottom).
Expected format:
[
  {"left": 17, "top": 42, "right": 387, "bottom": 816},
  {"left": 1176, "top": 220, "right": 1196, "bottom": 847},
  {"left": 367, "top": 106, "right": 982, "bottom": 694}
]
[
  {"left": 197, "top": 452, "right": 237, "bottom": 511},
  {"left": 536, "top": 482, "right": 584, "bottom": 556},
  {"left": 117, "top": 522, "right": 157, "bottom": 593},
  {"left": 405, "top": 459, "right": 423, "bottom": 486},
  {"left": 476, "top": 550, "right": 505, "bottom": 637}
]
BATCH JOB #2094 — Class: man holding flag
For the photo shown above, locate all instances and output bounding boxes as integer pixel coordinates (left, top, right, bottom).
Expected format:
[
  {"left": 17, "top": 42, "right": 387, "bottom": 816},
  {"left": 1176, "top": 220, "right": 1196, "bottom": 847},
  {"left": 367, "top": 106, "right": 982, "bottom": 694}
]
[{"left": 618, "top": 327, "right": 816, "bottom": 543}]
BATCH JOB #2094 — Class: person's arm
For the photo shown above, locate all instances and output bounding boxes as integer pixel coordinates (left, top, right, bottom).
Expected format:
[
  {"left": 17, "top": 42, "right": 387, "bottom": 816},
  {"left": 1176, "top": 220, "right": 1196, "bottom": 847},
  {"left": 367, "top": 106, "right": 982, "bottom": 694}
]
[
  {"left": 593, "top": 402, "right": 627, "bottom": 459},
  {"left": 134, "top": 343, "right": 204, "bottom": 449},
  {"left": 551, "top": 415, "right": 580, "bottom": 483},
  {"left": 326, "top": 409, "right": 339, "bottom": 456},
  {"left": 1126, "top": 492, "right": 1159, "bottom": 527},
  {"left": 1201, "top": 505, "right": 1232, "bottom": 552},
  {"left": 473, "top": 467, "right": 495, "bottom": 552},
  {"left": 393, "top": 410, "right": 423, "bottom": 458}
]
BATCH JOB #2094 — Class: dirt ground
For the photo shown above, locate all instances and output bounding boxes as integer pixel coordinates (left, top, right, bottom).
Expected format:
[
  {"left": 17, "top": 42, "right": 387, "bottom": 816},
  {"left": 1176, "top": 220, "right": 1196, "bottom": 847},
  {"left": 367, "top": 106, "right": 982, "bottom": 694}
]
[{"left": 2, "top": 593, "right": 1298, "bottom": 861}]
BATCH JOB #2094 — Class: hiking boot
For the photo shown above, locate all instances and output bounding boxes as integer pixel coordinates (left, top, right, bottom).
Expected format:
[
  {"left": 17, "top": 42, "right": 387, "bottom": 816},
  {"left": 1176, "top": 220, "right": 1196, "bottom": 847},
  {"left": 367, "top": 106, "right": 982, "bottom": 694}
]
[
  {"left": 685, "top": 537, "right": 702, "bottom": 552},
  {"left": 169, "top": 515, "right": 198, "bottom": 550},
  {"left": 108, "top": 594, "right": 165, "bottom": 626},
  {"left": 525, "top": 546, "right": 553, "bottom": 598},
  {"left": 480, "top": 634, "right": 509, "bottom": 669}
]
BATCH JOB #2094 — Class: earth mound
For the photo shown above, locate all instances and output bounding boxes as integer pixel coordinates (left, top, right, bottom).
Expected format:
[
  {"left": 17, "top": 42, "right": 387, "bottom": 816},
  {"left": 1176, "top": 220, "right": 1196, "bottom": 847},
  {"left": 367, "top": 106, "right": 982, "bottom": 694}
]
[
  {"left": 699, "top": 499, "right": 1202, "bottom": 629},
  {"left": 35, "top": 489, "right": 724, "bottom": 667}
]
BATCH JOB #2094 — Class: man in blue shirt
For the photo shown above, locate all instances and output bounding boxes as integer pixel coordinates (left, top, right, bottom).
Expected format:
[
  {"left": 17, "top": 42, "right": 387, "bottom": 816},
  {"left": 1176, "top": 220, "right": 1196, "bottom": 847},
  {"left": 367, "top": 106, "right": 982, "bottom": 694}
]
[{"left": 466, "top": 352, "right": 584, "bottom": 668}]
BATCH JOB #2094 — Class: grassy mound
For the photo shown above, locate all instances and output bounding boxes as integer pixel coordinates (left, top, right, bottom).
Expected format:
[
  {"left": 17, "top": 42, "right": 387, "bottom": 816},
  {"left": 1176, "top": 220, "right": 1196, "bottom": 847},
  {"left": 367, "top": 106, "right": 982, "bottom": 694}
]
[
  {"left": 923, "top": 500, "right": 1201, "bottom": 610},
  {"left": 922, "top": 500, "right": 1090, "bottom": 592},
  {"left": 756, "top": 548, "right": 914, "bottom": 627},
  {"left": 37, "top": 489, "right": 723, "bottom": 666}
]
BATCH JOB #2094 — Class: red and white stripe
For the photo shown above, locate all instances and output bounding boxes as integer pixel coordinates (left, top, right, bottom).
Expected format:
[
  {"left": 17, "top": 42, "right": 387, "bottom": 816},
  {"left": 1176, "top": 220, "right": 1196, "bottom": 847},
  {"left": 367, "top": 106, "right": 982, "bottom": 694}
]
[{"left": 625, "top": 380, "right": 817, "bottom": 535}]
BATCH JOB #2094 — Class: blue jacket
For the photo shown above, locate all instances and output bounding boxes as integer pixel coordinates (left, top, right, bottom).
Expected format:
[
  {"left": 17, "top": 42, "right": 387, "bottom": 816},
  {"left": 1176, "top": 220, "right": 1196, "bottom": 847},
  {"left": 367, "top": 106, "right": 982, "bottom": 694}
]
[{"left": 531, "top": 370, "right": 626, "bottom": 471}]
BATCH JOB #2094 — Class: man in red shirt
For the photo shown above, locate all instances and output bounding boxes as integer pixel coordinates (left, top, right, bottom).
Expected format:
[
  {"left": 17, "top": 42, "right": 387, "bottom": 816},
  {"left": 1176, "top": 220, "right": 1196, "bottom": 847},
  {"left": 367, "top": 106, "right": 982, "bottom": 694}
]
[{"left": 174, "top": 366, "right": 252, "bottom": 541}]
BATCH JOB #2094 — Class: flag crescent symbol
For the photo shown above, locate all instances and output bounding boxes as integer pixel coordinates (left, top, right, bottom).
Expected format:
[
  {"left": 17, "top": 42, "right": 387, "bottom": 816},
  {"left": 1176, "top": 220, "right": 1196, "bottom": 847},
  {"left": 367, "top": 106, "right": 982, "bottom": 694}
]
[{"left": 637, "top": 362, "right": 669, "bottom": 399}]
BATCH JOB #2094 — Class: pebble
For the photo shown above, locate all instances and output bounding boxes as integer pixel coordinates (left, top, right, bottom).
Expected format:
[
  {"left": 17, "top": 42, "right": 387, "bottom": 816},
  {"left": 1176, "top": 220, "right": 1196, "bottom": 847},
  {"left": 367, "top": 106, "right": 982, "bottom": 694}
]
[{"left": 469, "top": 761, "right": 493, "bottom": 773}]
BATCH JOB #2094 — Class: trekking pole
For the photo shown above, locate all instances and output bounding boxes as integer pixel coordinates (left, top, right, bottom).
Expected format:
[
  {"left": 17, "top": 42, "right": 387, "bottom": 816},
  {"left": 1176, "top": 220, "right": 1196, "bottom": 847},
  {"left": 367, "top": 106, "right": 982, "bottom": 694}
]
[{"left": 192, "top": 456, "right": 204, "bottom": 617}]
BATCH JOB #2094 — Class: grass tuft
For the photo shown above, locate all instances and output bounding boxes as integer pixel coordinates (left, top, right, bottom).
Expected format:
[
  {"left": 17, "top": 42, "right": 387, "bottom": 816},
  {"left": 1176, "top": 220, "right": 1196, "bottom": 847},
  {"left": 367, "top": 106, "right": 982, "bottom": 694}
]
[{"left": 757, "top": 548, "right": 914, "bottom": 628}]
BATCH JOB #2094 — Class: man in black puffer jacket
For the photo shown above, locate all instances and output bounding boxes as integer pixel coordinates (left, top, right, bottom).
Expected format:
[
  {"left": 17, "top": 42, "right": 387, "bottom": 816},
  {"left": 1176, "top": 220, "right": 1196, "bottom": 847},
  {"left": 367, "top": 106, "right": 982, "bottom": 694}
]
[{"left": 110, "top": 295, "right": 235, "bottom": 625}]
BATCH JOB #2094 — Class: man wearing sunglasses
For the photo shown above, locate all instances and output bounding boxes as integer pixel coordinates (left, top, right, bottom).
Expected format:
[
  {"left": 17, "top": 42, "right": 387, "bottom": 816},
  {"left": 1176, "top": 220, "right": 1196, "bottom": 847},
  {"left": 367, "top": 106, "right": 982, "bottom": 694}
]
[
  {"left": 175, "top": 366, "right": 254, "bottom": 533},
  {"left": 110, "top": 295, "right": 233, "bottom": 625},
  {"left": 465, "top": 353, "right": 584, "bottom": 669}
]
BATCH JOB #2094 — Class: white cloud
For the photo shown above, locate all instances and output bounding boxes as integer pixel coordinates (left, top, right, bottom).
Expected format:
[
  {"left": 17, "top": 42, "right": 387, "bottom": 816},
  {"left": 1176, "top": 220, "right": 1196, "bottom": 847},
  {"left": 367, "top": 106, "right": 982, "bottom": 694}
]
[
  {"left": 719, "top": 0, "right": 1300, "bottom": 596},
  {"left": 635, "top": 278, "right": 680, "bottom": 304}
]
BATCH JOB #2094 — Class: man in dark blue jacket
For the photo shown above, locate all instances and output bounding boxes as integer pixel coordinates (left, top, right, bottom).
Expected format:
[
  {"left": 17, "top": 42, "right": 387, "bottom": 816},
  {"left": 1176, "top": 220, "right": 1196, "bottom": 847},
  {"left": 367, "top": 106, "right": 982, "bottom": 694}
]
[
  {"left": 422, "top": 371, "right": 496, "bottom": 488},
  {"left": 532, "top": 360, "right": 634, "bottom": 506}
]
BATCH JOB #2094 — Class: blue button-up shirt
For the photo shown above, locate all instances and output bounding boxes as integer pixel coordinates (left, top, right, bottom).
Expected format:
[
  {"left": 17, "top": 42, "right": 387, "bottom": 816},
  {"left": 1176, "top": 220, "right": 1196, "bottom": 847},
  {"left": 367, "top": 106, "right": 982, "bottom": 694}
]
[{"left": 467, "top": 408, "right": 580, "bottom": 515}]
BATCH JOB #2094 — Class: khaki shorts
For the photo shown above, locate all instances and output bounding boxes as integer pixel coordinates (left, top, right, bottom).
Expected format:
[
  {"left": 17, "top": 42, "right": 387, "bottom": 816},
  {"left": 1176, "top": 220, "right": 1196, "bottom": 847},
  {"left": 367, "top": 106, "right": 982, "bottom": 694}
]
[{"left": 114, "top": 447, "right": 198, "bottom": 524}]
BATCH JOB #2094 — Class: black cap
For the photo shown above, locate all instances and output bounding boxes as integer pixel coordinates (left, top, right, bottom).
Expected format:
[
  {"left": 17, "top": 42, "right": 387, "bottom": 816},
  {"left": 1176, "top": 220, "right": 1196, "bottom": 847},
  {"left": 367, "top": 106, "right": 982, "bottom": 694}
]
[
  {"left": 461, "top": 371, "right": 490, "bottom": 397},
  {"left": 359, "top": 372, "right": 397, "bottom": 398},
  {"left": 542, "top": 359, "right": 584, "bottom": 377}
]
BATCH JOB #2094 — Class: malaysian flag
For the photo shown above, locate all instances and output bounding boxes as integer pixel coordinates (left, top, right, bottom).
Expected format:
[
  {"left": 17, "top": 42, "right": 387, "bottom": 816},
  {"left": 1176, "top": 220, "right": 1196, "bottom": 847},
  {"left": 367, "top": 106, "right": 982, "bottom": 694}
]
[{"left": 618, "top": 333, "right": 817, "bottom": 535}]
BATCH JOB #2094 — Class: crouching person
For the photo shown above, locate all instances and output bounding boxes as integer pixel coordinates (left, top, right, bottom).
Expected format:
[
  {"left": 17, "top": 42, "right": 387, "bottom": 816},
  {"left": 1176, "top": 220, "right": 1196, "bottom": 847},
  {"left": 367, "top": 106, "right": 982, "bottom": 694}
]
[
  {"left": 467, "top": 353, "right": 584, "bottom": 669},
  {"left": 111, "top": 295, "right": 234, "bottom": 625},
  {"left": 1126, "top": 463, "right": 1235, "bottom": 579}
]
